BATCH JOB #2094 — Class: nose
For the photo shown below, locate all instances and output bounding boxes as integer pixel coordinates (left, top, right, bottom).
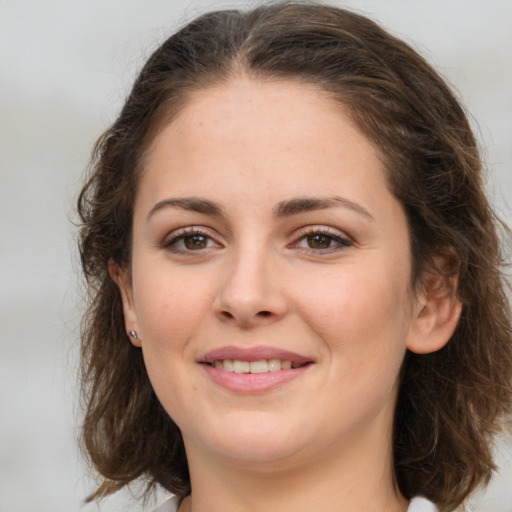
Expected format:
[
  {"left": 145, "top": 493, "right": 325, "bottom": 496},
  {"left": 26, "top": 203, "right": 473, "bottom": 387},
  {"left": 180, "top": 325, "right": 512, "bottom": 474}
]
[{"left": 213, "top": 247, "right": 288, "bottom": 329}]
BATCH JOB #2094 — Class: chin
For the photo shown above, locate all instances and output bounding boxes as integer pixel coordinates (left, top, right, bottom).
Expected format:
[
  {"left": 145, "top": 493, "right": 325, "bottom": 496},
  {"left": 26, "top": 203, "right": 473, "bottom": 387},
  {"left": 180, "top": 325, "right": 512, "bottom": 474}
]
[{"left": 185, "top": 412, "right": 313, "bottom": 467}]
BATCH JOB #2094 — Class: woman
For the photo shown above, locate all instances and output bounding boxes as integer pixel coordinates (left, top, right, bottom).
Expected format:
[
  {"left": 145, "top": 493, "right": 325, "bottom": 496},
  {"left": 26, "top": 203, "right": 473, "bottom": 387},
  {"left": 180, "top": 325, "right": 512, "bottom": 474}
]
[{"left": 77, "top": 3, "right": 512, "bottom": 511}]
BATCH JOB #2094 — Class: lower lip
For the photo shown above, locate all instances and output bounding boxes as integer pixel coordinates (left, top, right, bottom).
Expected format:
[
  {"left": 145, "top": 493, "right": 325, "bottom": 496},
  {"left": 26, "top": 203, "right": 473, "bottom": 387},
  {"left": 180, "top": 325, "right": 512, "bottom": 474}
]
[{"left": 201, "top": 364, "right": 311, "bottom": 393}]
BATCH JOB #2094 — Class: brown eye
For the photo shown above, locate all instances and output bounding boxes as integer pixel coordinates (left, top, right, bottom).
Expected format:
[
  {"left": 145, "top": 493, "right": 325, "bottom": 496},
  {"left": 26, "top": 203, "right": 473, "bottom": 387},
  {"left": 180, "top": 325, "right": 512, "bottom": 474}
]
[
  {"left": 184, "top": 235, "right": 208, "bottom": 250},
  {"left": 307, "top": 234, "right": 333, "bottom": 249},
  {"left": 162, "top": 227, "right": 222, "bottom": 254},
  {"left": 292, "top": 228, "right": 352, "bottom": 254}
]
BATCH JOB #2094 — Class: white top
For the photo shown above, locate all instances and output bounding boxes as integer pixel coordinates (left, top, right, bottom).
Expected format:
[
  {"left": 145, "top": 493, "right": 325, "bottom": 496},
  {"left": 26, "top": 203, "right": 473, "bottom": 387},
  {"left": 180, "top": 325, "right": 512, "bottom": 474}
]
[
  {"left": 408, "top": 497, "right": 439, "bottom": 512},
  {"left": 153, "top": 495, "right": 439, "bottom": 511}
]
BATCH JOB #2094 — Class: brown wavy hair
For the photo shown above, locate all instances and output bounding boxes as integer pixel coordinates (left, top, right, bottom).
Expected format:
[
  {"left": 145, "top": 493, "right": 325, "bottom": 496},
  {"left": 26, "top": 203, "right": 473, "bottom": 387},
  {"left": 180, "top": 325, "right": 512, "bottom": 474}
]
[{"left": 77, "top": 2, "right": 512, "bottom": 510}]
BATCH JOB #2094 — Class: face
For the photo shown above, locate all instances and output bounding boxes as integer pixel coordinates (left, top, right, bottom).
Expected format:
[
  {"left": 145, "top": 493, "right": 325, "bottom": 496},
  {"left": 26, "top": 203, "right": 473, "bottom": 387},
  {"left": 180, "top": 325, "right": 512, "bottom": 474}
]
[{"left": 117, "top": 79, "right": 427, "bottom": 471}]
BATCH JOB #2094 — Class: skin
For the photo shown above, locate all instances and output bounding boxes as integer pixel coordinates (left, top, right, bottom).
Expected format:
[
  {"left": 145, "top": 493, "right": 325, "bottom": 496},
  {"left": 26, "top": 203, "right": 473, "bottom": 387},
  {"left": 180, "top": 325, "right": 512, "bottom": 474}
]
[{"left": 113, "top": 78, "right": 461, "bottom": 512}]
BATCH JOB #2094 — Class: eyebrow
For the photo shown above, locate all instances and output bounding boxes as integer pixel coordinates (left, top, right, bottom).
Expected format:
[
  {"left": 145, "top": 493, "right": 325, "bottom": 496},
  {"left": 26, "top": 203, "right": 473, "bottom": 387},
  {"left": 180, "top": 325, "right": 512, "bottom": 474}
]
[
  {"left": 273, "top": 196, "right": 374, "bottom": 220},
  {"left": 146, "top": 195, "right": 374, "bottom": 221},
  {"left": 147, "top": 197, "right": 224, "bottom": 221}
]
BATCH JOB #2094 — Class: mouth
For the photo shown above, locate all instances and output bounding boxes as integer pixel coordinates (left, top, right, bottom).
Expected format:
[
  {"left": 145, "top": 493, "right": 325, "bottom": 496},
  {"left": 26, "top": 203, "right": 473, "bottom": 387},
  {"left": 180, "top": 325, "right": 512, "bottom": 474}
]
[
  {"left": 199, "top": 346, "right": 314, "bottom": 392},
  {"left": 205, "top": 359, "right": 311, "bottom": 373}
]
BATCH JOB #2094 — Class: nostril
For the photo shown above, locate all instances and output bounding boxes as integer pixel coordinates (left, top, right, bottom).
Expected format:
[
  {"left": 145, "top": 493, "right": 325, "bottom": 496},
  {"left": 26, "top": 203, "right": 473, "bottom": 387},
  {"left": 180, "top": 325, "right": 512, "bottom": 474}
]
[{"left": 216, "top": 309, "right": 277, "bottom": 324}]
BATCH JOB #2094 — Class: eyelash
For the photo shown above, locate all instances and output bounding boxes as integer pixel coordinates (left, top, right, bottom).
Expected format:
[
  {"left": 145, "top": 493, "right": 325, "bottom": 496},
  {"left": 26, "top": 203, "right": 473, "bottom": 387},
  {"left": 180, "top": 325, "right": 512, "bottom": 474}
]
[
  {"left": 161, "top": 225, "right": 352, "bottom": 255},
  {"left": 290, "top": 226, "right": 353, "bottom": 254},
  {"left": 161, "top": 227, "right": 220, "bottom": 253}
]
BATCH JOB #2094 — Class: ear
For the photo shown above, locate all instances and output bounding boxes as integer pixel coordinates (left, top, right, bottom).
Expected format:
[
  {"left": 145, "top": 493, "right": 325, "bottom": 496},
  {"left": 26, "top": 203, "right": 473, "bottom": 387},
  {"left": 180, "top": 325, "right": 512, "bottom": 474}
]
[
  {"left": 109, "top": 259, "right": 142, "bottom": 347},
  {"left": 407, "top": 259, "right": 462, "bottom": 354}
]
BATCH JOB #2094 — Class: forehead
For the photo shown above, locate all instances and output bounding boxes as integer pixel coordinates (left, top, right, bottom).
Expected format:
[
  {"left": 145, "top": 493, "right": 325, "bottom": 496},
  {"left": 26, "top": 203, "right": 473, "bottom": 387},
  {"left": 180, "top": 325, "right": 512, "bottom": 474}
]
[{"left": 141, "top": 78, "right": 387, "bottom": 195}]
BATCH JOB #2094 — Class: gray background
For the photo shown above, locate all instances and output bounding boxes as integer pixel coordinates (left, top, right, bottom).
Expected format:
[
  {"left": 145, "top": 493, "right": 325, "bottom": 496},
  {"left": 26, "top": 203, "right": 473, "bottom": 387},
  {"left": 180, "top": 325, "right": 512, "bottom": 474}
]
[{"left": 1, "top": 1, "right": 511, "bottom": 511}]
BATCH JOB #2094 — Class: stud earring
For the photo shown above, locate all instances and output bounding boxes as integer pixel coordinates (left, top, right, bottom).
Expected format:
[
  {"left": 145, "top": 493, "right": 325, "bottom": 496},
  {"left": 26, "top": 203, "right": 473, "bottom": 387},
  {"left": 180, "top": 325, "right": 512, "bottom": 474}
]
[{"left": 129, "top": 330, "right": 138, "bottom": 340}]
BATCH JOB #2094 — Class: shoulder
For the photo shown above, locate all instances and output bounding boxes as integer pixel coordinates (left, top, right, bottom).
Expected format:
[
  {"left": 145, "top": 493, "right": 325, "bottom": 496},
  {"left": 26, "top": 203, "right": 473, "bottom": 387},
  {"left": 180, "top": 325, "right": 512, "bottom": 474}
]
[
  {"left": 408, "top": 497, "right": 469, "bottom": 512},
  {"left": 150, "top": 496, "right": 468, "bottom": 512},
  {"left": 152, "top": 496, "right": 179, "bottom": 512},
  {"left": 152, "top": 496, "right": 445, "bottom": 512},
  {"left": 408, "top": 497, "right": 439, "bottom": 512},
  {"left": 151, "top": 495, "right": 470, "bottom": 512}
]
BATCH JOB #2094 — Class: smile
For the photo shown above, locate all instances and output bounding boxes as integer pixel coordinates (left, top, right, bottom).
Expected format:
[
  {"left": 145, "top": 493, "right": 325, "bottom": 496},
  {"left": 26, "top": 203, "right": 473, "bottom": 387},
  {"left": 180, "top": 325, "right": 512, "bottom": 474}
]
[
  {"left": 209, "top": 359, "right": 309, "bottom": 373},
  {"left": 200, "top": 346, "right": 314, "bottom": 393}
]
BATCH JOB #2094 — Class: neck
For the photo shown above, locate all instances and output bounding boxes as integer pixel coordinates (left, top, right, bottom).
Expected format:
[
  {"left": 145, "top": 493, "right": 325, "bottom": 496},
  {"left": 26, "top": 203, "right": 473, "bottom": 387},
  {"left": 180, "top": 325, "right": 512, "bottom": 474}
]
[{"left": 181, "top": 426, "right": 408, "bottom": 512}]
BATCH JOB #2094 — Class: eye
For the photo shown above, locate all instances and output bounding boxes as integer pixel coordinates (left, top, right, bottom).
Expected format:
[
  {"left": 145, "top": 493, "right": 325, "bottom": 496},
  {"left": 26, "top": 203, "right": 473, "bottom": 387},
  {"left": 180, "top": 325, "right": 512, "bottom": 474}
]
[
  {"left": 291, "top": 227, "right": 352, "bottom": 253},
  {"left": 304, "top": 233, "right": 336, "bottom": 250},
  {"left": 182, "top": 234, "right": 209, "bottom": 250},
  {"left": 162, "top": 227, "right": 221, "bottom": 253}
]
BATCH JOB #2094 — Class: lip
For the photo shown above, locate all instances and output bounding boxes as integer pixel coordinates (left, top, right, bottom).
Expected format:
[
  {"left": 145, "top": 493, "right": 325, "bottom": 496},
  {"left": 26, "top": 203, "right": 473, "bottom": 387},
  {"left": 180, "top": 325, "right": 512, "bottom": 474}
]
[
  {"left": 199, "top": 345, "right": 314, "bottom": 394},
  {"left": 200, "top": 345, "right": 312, "bottom": 365}
]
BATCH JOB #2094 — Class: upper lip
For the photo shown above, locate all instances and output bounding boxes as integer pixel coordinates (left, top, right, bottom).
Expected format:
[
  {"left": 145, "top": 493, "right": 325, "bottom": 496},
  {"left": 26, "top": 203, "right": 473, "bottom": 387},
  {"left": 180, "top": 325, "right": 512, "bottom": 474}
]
[{"left": 199, "top": 345, "right": 313, "bottom": 364}]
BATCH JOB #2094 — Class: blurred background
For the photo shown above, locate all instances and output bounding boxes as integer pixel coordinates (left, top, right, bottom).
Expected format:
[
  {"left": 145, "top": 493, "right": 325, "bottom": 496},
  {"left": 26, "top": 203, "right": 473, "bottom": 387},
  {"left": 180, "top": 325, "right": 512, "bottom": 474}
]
[{"left": 1, "top": 1, "right": 511, "bottom": 511}]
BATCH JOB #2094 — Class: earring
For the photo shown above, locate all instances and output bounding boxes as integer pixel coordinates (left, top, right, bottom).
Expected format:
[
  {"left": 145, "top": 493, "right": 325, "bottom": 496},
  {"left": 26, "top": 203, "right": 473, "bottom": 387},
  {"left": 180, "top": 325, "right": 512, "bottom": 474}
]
[{"left": 129, "top": 330, "right": 138, "bottom": 340}]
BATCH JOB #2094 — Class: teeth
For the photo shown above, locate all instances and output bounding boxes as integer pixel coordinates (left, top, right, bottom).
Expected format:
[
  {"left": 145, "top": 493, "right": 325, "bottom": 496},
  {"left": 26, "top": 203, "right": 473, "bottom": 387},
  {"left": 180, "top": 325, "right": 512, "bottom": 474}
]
[
  {"left": 250, "top": 360, "right": 268, "bottom": 373},
  {"left": 268, "top": 359, "right": 281, "bottom": 372},
  {"left": 233, "top": 360, "right": 250, "bottom": 373},
  {"left": 214, "top": 359, "right": 299, "bottom": 373}
]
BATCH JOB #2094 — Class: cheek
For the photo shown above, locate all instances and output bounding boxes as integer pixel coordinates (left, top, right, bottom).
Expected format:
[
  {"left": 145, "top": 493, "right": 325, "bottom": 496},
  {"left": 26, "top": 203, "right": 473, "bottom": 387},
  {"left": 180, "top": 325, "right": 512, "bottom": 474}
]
[
  {"left": 132, "top": 264, "right": 215, "bottom": 350},
  {"left": 283, "top": 264, "right": 412, "bottom": 439},
  {"left": 131, "top": 268, "right": 212, "bottom": 420},
  {"left": 292, "top": 263, "right": 412, "bottom": 365}
]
